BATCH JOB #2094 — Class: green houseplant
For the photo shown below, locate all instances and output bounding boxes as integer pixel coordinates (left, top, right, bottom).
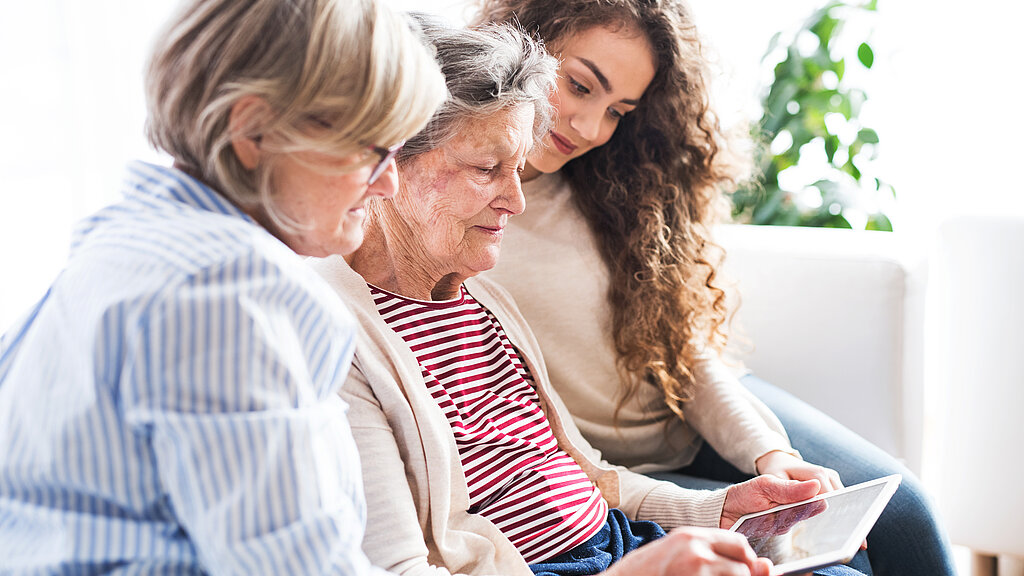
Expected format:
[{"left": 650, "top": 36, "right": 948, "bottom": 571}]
[{"left": 731, "top": 0, "right": 894, "bottom": 231}]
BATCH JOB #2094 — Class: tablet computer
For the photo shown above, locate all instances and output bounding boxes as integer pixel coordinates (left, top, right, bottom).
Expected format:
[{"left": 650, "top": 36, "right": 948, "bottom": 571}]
[{"left": 729, "top": 474, "right": 902, "bottom": 575}]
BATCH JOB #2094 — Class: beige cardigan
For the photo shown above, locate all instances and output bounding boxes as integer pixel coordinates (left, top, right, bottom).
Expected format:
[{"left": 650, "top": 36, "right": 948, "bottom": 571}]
[
  {"left": 485, "top": 171, "right": 794, "bottom": 474},
  {"left": 309, "top": 255, "right": 728, "bottom": 576}
]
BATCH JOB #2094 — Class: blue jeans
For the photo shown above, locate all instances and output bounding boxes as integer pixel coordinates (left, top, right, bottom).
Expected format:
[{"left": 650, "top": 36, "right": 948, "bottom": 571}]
[{"left": 650, "top": 374, "right": 956, "bottom": 576}]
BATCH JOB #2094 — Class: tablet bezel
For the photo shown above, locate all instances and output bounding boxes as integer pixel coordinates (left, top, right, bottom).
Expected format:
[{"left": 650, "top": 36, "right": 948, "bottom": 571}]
[{"left": 728, "top": 474, "right": 902, "bottom": 576}]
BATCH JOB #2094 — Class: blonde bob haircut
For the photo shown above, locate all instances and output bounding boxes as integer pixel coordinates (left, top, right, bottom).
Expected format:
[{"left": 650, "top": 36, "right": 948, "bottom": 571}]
[{"left": 145, "top": 0, "right": 447, "bottom": 228}]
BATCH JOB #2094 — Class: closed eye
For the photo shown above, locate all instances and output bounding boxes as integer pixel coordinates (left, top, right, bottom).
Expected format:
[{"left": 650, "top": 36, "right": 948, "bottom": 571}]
[
  {"left": 568, "top": 76, "right": 590, "bottom": 96},
  {"left": 306, "top": 114, "right": 333, "bottom": 130}
]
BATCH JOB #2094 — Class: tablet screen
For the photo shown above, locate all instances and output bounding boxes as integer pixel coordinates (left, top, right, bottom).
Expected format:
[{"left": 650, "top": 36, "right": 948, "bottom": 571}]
[{"left": 731, "top": 476, "right": 898, "bottom": 574}]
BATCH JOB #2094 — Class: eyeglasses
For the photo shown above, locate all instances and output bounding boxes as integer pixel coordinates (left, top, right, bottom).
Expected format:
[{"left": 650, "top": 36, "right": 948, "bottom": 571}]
[
  {"left": 304, "top": 115, "right": 402, "bottom": 185},
  {"left": 366, "top": 140, "right": 405, "bottom": 185}
]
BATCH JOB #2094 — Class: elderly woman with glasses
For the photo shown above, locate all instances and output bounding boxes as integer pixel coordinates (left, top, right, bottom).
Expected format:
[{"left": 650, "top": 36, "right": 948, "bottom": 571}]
[
  {"left": 0, "top": 0, "right": 446, "bottom": 573},
  {"left": 310, "top": 16, "right": 830, "bottom": 576}
]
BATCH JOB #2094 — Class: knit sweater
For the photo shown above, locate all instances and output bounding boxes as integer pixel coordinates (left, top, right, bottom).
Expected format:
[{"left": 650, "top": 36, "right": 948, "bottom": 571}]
[
  {"left": 484, "top": 171, "right": 794, "bottom": 475},
  {"left": 308, "top": 255, "right": 729, "bottom": 576}
]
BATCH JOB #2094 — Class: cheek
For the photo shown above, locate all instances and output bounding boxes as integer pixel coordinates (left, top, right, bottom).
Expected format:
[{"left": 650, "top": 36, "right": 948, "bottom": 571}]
[
  {"left": 457, "top": 181, "right": 494, "bottom": 211},
  {"left": 397, "top": 174, "right": 460, "bottom": 233},
  {"left": 575, "top": 121, "right": 619, "bottom": 158},
  {"left": 330, "top": 173, "right": 367, "bottom": 211},
  {"left": 595, "top": 120, "right": 619, "bottom": 149}
]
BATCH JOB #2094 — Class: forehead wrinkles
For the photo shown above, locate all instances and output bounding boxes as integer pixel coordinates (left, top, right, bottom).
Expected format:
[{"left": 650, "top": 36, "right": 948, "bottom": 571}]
[{"left": 450, "top": 108, "right": 533, "bottom": 162}]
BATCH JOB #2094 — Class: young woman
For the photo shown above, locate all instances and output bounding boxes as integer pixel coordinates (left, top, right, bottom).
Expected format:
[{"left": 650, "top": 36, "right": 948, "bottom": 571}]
[{"left": 477, "top": 1, "right": 956, "bottom": 575}]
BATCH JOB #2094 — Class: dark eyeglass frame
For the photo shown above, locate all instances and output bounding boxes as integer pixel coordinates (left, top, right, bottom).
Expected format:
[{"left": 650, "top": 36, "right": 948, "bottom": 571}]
[{"left": 366, "top": 141, "right": 405, "bottom": 185}]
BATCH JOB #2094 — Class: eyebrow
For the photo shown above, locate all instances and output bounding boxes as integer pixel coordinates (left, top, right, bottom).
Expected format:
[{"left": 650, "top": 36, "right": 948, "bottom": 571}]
[{"left": 578, "top": 57, "right": 641, "bottom": 106}]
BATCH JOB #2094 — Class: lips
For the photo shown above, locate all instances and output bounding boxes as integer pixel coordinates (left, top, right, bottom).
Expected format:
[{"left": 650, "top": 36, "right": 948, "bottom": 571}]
[
  {"left": 549, "top": 131, "right": 577, "bottom": 155},
  {"left": 473, "top": 224, "right": 506, "bottom": 238}
]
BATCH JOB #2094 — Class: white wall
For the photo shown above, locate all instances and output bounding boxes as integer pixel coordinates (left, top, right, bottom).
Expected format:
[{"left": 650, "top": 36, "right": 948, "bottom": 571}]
[{"left": 0, "top": 1, "right": 177, "bottom": 329}]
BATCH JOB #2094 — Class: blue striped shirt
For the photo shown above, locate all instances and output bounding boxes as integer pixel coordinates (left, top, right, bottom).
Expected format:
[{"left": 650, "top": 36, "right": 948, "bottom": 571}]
[{"left": 0, "top": 162, "right": 386, "bottom": 575}]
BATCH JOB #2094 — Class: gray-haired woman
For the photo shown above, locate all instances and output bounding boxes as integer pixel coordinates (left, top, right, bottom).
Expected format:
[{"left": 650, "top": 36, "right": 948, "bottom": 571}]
[
  {"left": 0, "top": 0, "right": 445, "bottom": 573},
  {"left": 310, "top": 16, "right": 806, "bottom": 576}
]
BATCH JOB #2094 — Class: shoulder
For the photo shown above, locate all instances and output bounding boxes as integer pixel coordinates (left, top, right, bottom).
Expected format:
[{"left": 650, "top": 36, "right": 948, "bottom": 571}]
[
  {"left": 75, "top": 162, "right": 297, "bottom": 284},
  {"left": 80, "top": 201, "right": 355, "bottom": 350},
  {"left": 306, "top": 254, "right": 413, "bottom": 381}
]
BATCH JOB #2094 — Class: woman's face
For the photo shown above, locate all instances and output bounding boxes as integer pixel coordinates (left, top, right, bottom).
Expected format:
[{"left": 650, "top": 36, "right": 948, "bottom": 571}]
[
  {"left": 270, "top": 147, "right": 398, "bottom": 257},
  {"left": 526, "top": 24, "right": 657, "bottom": 177},
  {"left": 392, "top": 104, "right": 535, "bottom": 280}
]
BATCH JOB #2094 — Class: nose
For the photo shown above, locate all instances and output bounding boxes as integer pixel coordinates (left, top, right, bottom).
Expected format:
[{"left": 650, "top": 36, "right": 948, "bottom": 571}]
[
  {"left": 367, "top": 159, "right": 399, "bottom": 199},
  {"left": 569, "top": 105, "right": 602, "bottom": 143},
  {"left": 497, "top": 173, "right": 526, "bottom": 216}
]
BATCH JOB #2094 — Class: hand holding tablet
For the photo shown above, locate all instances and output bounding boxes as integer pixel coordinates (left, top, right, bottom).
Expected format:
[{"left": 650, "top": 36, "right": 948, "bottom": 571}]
[{"left": 728, "top": 475, "right": 902, "bottom": 575}]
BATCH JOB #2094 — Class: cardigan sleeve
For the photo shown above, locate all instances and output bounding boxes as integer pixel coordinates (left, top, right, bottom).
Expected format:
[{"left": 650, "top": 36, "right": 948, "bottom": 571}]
[
  {"left": 339, "top": 364, "right": 458, "bottom": 576},
  {"left": 683, "top": 351, "right": 797, "bottom": 474},
  {"left": 535, "top": 365, "right": 729, "bottom": 530}
]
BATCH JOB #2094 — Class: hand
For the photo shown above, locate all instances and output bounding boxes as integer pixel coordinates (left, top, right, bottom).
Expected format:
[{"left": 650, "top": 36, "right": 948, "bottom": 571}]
[
  {"left": 720, "top": 475, "right": 821, "bottom": 530},
  {"left": 605, "top": 526, "right": 772, "bottom": 576},
  {"left": 735, "top": 498, "right": 828, "bottom": 538},
  {"left": 753, "top": 452, "right": 866, "bottom": 550},
  {"left": 755, "top": 450, "right": 843, "bottom": 494}
]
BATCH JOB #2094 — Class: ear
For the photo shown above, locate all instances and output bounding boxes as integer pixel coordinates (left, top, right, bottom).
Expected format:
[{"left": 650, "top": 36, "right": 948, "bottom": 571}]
[{"left": 229, "top": 95, "right": 272, "bottom": 170}]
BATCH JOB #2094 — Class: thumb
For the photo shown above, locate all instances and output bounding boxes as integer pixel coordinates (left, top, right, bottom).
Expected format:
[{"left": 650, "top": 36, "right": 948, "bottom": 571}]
[{"left": 772, "top": 478, "right": 820, "bottom": 504}]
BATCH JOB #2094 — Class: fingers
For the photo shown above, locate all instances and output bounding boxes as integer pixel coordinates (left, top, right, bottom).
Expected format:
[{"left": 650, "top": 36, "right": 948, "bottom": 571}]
[
  {"left": 701, "top": 529, "right": 776, "bottom": 576},
  {"left": 755, "top": 451, "right": 844, "bottom": 494},
  {"left": 808, "top": 470, "right": 834, "bottom": 494},
  {"left": 708, "top": 549, "right": 770, "bottom": 576},
  {"left": 816, "top": 465, "right": 842, "bottom": 492},
  {"left": 787, "top": 464, "right": 843, "bottom": 494},
  {"left": 721, "top": 476, "right": 817, "bottom": 529},
  {"left": 707, "top": 529, "right": 758, "bottom": 565},
  {"left": 827, "top": 468, "right": 844, "bottom": 491},
  {"left": 768, "top": 477, "right": 820, "bottom": 504},
  {"left": 713, "top": 562, "right": 760, "bottom": 576},
  {"left": 751, "top": 557, "right": 774, "bottom": 576},
  {"left": 659, "top": 528, "right": 772, "bottom": 576},
  {"left": 807, "top": 466, "right": 842, "bottom": 492}
]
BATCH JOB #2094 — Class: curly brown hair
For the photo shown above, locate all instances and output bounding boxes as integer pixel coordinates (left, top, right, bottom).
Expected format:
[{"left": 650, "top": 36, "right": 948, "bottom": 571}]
[{"left": 474, "top": 0, "right": 744, "bottom": 421}]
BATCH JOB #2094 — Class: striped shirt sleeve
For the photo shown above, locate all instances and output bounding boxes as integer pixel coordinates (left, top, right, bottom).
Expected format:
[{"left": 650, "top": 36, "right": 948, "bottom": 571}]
[{"left": 120, "top": 251, "right": 377, "bottom": 576}]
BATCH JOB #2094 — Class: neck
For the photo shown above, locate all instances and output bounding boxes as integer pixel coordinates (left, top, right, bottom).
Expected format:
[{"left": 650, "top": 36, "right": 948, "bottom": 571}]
[{"left": 348, "top": 213, "right": 468, "bottom": 301}]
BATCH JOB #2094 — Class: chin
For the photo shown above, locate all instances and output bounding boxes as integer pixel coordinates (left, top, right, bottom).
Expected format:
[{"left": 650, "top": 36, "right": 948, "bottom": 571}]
[
  {"left": 469, "top": 253, "right": 502, "bottom": 275},
  {"left": 529, "top": 149, "right": 570, "bottom": 175},
  {"left": 327, "top": 230, "right": 365, "bottom": 257}
]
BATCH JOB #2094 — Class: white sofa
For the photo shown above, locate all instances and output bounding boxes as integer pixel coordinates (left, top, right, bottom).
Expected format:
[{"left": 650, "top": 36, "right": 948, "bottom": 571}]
[
  {"left": 716, "top": 223, "right": 923, "bottom": 471},
  {"left": 717, "top": 219, "right": 1024, "bottom": 576}
]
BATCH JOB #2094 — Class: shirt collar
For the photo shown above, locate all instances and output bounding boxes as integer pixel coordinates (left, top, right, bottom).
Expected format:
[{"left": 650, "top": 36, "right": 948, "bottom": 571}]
[{"left": 122, "top": 160, "right": 256, "bottom": 224}]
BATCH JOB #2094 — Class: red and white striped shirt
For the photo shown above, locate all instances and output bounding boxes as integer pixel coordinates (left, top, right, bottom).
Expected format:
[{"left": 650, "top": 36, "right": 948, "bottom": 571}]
[{"left": 371, "top": 284, "right": 608, "bottom": 563}]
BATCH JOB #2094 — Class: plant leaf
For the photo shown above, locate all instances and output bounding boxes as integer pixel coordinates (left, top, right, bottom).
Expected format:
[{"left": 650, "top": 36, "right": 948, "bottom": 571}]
[
  {"left": 866, "top": 213, "right": 893, "bottom": 231},
  {"left": 825, "top": 134, "right": 840, "bottom": 162},
  {"left": 858, "top": 128, "right": 879, "bottom": 143},
  {"left": 857, "top": 42, "right": 874, "bottom": 68}
]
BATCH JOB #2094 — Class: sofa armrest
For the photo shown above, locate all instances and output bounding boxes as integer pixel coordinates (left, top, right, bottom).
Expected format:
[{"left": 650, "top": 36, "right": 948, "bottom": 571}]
[
  {"left": 715, "top": 224, "right": 920, "bottom": 468},
  {"left": 929, "top": 214, "right": 1024, "bottom": 555}
]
